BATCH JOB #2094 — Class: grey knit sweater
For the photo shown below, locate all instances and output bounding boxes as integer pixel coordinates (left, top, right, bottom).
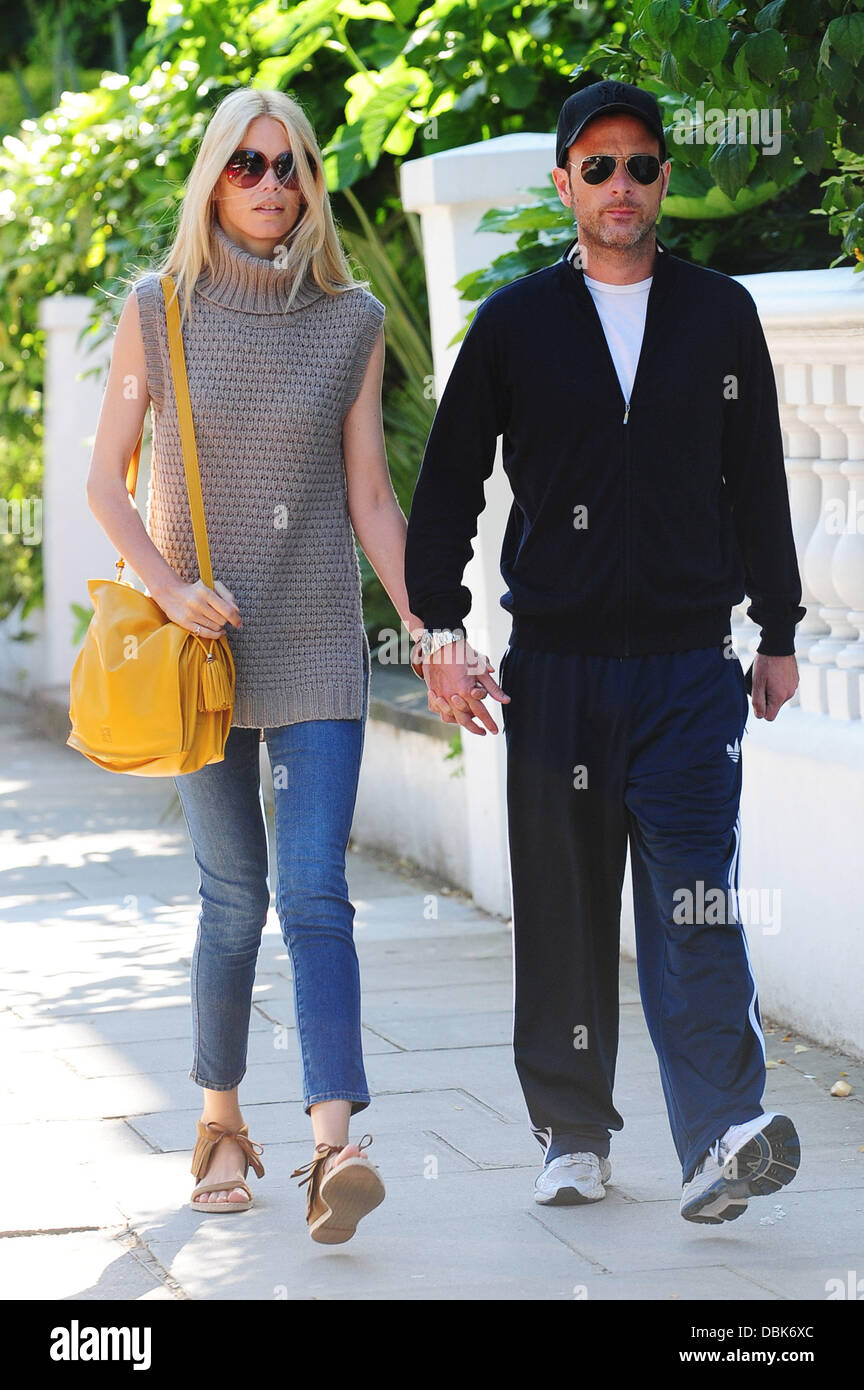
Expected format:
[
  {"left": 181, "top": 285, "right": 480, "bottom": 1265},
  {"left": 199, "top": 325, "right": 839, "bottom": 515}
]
[{"left": 134, "top": 221, "right": 385, "bottom": 729}]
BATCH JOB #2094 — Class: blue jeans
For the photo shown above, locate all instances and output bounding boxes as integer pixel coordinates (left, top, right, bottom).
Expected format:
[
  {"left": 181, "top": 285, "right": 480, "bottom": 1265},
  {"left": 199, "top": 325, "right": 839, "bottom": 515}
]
[{"left": 172, "top": 686, "right": 369, "bottom": 1115}]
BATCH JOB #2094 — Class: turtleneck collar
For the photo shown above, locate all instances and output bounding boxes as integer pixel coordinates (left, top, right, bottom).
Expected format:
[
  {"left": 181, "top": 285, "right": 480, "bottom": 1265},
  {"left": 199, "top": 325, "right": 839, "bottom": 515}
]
[{"left": 195, "top": 220, "right": 326, "bottom": 315}]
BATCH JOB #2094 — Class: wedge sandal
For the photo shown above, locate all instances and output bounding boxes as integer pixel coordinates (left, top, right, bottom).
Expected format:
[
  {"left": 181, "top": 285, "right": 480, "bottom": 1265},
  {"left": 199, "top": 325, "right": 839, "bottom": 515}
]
[
  {"left": 189, "top": 1119, "right": 265, "bottom": 1213},
  {"left": 291, "top": 1133, "right": 385, "bottom": 1243}
]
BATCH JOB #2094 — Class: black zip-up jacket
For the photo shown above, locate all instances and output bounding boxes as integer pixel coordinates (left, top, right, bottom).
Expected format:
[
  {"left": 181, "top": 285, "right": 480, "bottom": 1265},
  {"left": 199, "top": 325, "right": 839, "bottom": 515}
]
[{"left": 405, "top": 237, "right": 805, "bottom": 657}]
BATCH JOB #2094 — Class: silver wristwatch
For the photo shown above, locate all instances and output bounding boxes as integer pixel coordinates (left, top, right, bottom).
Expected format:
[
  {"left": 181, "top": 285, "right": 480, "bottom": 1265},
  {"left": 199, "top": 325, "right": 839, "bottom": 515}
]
[
  {"left": 416, "top": 627, "right": 465, "bottom": 661},
  {"left": 410, "top": 627, "right": 466, "bottom": 676}
]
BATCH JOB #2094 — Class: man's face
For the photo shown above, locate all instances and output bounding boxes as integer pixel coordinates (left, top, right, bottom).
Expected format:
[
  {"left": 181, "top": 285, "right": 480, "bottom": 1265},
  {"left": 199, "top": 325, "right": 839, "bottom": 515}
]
[{"left": 552, "top": 114, "right": 671, "bottom": 254}]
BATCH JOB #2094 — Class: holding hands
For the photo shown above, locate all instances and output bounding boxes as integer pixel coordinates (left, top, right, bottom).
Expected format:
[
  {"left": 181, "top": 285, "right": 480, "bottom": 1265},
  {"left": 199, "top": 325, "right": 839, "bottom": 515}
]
[{"left": 412, "top": 634, "right": 510, "bottom": 735}]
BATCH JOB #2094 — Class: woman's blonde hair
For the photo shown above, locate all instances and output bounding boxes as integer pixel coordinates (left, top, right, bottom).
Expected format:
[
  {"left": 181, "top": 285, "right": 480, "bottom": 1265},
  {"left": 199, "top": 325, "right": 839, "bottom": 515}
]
[{"left": 141, "top": 88, "right": 365, "bottom": 319}]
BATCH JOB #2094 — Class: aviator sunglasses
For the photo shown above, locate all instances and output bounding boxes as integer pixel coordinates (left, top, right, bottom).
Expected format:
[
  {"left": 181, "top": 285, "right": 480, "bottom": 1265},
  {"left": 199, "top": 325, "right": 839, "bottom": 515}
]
[
  {"left": 223, "top": 147, "right": 316, "bottom": 190},
  {"left": 569, "top": 154, "right": 662, "bottom": 186}
]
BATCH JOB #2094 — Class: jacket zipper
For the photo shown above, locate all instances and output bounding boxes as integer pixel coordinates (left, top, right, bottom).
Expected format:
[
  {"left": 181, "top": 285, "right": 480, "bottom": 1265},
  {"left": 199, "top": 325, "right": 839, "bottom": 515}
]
[
  {"left": 623, "top": 399, "right": 631, "bottom": 657},
  {"left": 565, "top": 242, "right": 667, "bottom": 662}
]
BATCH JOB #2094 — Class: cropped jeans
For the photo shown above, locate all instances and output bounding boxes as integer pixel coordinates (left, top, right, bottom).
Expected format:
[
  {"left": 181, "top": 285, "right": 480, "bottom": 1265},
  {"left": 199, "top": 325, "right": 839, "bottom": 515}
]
[{"left": 172, "top": 680, "right": 369, "bottom": 1115}]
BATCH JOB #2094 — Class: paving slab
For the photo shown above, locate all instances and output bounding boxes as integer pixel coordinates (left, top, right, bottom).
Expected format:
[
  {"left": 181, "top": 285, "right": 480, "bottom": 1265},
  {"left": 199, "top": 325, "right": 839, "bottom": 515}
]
[
  {"left": 138, "top": 1171, "right": 601, "bottom": 1302},
  {"left": 531, "top": 1186, "right": 864, "bottom": 1275},
  {"left": 0, "top": 1231, "right": 180, "bottom": 1301}
]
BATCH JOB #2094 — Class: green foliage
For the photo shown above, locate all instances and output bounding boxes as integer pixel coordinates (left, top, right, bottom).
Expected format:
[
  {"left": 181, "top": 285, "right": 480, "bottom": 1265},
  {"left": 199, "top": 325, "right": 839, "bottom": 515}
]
[
  {"left": 0, "top": 425, "right": 43, "bottom": 622},
  {"left": 444, "top": 729, "right": 464, "bottom": 773},
  {"left": 0, "top": 0, "right": 151, "bottom": 132},
  {"left": 70, "top": 601, "right": 95, "bottom": 644}
]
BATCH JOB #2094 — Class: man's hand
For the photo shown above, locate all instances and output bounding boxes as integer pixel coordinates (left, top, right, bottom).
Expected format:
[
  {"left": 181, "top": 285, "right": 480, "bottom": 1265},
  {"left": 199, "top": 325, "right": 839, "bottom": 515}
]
[
  {"left": 421, "top": 638, "right": 510, "bottom": 735},
  {"left": 750, "top": 653, "right": 798, "bottom": 721}
]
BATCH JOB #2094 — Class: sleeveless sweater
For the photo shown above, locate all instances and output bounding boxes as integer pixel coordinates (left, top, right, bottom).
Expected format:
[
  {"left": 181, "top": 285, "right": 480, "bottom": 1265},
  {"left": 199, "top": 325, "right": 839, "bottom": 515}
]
[{"left": 134, "top": 221, "right": 385, "bottom": 728}]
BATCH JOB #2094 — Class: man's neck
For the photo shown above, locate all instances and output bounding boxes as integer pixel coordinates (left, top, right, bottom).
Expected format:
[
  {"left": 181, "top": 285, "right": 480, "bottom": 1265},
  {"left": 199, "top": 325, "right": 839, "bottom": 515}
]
[{"left": 577, "top": 234, "right": 657, "bottom": 285}]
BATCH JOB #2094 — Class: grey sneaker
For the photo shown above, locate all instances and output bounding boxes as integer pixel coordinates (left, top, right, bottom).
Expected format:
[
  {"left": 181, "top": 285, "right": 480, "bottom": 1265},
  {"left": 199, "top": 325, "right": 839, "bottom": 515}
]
[
  {"left": 534, "top": 1152, "right": 612, "bottom": 1206},
  {"left": 680, "top": 1112, "right": 800, "bottom": 1225}
]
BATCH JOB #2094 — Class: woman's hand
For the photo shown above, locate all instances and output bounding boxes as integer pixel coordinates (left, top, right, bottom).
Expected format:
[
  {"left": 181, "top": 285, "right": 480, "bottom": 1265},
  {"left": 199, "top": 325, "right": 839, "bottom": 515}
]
[{"left": 153, "top": 576, "right": 242, "bottom": 637}]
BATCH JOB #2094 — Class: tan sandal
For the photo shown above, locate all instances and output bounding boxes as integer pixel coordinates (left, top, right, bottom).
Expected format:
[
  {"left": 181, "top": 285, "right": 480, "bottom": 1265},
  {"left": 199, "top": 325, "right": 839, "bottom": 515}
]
[
  {"left": 189, "top": 1120, "right": 265, "bottom": 1213},
  {"left": 291, "top": 1133, "right": 385, "bottom": 1243}
]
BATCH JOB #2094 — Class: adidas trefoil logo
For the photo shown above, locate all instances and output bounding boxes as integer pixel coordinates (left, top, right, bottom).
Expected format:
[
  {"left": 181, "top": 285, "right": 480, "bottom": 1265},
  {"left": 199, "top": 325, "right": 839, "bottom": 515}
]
[{"left": 726, "top": 737, "right": 741, "bottom": 763}]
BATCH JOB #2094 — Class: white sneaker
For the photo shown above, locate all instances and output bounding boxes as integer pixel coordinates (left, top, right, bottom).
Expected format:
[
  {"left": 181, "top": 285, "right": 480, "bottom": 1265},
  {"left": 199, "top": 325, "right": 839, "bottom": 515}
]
[
  {"left": 680, "top": 1112, "right": 800, "bottom": 1225},
  {"left": 534, "top": 1152, "right": 612, "bottom": 1206}
]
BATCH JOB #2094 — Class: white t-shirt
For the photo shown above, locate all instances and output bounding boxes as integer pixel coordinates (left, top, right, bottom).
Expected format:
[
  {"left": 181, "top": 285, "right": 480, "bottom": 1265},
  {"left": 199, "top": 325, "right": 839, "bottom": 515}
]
[{"left": 583, "top": 273, "right": 652, "bottom": 404}]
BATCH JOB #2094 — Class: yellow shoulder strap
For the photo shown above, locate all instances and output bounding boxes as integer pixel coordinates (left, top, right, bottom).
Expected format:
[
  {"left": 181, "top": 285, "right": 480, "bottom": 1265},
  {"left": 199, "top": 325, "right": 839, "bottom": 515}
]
[
  {"left": 115, "top": 276, "right": 214, "bottom": 590},
  {"left": 160, "top": 275, "right": 214, "bottom": 590}
]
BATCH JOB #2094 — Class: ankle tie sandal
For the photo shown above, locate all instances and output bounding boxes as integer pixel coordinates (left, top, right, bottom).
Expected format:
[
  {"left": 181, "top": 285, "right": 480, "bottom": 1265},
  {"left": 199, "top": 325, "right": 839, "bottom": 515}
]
[
  {"left": 290, "top": 1134, "right": 385, "bottom": 1244},
  {"left": 189, "top": 1120, "right": 265, "bottom": 1213}
]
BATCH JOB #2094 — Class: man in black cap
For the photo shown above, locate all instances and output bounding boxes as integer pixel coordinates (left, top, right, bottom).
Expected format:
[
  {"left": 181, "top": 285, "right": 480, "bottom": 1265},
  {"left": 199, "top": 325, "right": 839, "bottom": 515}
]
[{"left": 404, "top": 80, "right": 803, "bottom": 1224}]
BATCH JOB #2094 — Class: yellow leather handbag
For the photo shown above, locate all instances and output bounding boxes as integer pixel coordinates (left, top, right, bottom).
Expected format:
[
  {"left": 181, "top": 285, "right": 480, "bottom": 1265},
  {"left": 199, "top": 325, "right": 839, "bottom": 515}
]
[{"left": 67, "top": 275, "right": 235, "bottom": 777}]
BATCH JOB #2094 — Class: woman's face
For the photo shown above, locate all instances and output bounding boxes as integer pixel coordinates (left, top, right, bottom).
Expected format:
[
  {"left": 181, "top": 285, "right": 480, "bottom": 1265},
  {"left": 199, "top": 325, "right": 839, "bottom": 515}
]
[{"left": 211, "top": 115, "right": 307, "bottom": 258}]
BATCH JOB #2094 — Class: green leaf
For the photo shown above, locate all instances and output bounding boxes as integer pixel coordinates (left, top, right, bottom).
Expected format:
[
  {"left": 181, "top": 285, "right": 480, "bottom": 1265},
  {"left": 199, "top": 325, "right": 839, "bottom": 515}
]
[
  {"left": 818, "top": 29, "right": 832, "bottom": 71},
  {"left": 827, "top": 14, "right": 864, "bottom": 65},
  {"left": 759, "top": 132, "right": 796, "bottom": 185},
  {"left": 336, "top": 0, "right": 394, "bottom": 17},
  {"left": 321, "top": 124, "right": 368, "bottom": 190},
  {"left": 670, "top": 12, "right": 697, "bottom": 61},
  {"left": 821, "top": 51, "right": 856, "bottom": 100},
  {"left": 496, "top": 66, "right": 539, "bottom": 110},
  {"left": 630, "top": 30, "right": 660, "bottom": 60},
  {"left": 646, "top": 0, "right": 682, "bottom": 44},
  {"left": 708, "top": 139, "right": 753, "bottom": 199},
  {"left": 742, "top": 29, "right": 787, "bottom": 84},
  {"left": 841, "top": 121, "right": 864, "bottom": 155},
  {"left": 789, "top": 100, "right": 813, "bottom": 135},
  {"left": 754, "top": 0, "right": 787, "bottom": 33},
  {"left": 732, "top": 44, "right": 750, "bottom": 85},
  {"left": 690, "top": 18, "right": 729, "bottom": 68},
  {"left": 660, "top": 48, "right": 682, "bottom": 92},
  {"left": 797, "top": 127, "right": 827, "bottom": 174},
  {"left": 343, "top": 66, "right": 427, "bottom": 165},
  {"left": 477, "top": 203, "right": 570, "bottom": 235},
  {"left": 663, "top": 172, "right": 799, "bottom": 219},
  {"left": 452, "top": 77, "right": 486, "bottom": 112}
]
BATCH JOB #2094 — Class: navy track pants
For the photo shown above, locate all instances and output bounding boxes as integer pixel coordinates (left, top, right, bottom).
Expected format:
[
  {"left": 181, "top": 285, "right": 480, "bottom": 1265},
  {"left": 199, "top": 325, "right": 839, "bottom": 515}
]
[{"left": 500, "top": 642, "right": 767, "bottom": 1184}]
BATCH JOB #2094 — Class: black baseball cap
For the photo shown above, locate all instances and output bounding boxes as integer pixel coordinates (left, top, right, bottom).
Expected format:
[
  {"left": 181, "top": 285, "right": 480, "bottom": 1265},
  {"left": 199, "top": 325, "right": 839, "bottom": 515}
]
[{"left": 556, "top": 80, "right": 667, "bottom": 168}]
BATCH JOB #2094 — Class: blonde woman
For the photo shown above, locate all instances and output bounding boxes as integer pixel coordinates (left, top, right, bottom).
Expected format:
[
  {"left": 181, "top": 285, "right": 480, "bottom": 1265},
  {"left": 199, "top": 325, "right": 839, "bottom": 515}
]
[{"left": 86, "top": 87, "right": 427, "bottom": 1242}]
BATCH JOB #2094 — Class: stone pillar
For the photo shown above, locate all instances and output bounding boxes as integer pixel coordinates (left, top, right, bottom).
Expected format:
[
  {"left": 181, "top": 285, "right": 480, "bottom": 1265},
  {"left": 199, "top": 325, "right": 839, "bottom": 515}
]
[{"left": 37, "top": 294, "right": 138, "bottom": 688}]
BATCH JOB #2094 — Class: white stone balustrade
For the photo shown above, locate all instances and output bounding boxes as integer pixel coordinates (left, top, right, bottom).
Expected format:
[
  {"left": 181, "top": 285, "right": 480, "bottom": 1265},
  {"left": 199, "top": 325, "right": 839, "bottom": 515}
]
[{"left": 733, "top": 277, "right": 864, "bottom": 721}]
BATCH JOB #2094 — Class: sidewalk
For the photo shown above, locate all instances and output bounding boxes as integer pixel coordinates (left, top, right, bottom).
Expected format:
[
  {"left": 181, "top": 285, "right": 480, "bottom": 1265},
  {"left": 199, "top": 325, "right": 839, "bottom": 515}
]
[{"left": 1, "top": 690, "right": 862, "bottom": 1302}]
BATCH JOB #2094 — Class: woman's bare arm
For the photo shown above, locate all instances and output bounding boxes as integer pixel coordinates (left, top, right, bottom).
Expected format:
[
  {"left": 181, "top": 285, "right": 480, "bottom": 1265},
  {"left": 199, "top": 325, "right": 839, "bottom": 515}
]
[
  {"left": 86, "top": 291, "right": 241, "bottom": 636},
  {"left": 342, "top": 328, "right": 424, "bottom": 640},
  {"left": 342, "top": 327, "right": 506, "bottom": 734}
]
